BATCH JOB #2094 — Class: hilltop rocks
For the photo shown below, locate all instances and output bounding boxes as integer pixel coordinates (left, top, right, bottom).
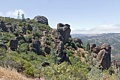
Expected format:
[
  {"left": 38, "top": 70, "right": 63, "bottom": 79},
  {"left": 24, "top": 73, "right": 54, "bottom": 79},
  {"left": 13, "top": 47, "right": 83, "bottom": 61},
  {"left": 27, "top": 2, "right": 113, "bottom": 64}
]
[
  {"left": 34, "top": 16, "right": 49, "bottom": 25},
  {"left": 57, "top": 23, "right": 71, "bottom": 43}
]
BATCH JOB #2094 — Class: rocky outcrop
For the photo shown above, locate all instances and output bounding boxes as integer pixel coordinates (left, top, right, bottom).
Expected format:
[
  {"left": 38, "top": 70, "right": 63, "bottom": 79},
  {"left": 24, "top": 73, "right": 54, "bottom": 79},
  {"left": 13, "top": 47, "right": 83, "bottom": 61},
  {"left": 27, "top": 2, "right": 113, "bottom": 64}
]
[
  {"left": 96, "top": 43, "right": 111, "bottom": 70},
  {"left": 57, "top": 23, "right": 71, "bottom": 43},
  {"left": 51, "top": 23, "right": 71, "bottom": 64},
  {"left": 34, "top": 16, "right": 48, "bottom": 25}
]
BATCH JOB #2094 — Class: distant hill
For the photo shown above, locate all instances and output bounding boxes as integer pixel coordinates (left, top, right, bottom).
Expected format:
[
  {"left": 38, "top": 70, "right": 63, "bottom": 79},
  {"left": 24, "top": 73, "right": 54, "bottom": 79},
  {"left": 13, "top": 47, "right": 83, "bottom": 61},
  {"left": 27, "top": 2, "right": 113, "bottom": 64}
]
[{"left": 72, "top": 33, "right": 120, "bottom": 60}]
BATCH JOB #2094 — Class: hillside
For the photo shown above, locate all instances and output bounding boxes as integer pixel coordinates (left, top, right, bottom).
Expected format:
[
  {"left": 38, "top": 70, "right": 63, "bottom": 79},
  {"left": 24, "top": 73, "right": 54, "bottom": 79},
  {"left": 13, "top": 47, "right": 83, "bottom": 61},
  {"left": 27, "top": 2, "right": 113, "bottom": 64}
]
[
  {"left": 0, "top": 16, "right": 119, "bottom": 80},
  {"left": 72, "top": 33, "right": 120, "bottom": 60}
]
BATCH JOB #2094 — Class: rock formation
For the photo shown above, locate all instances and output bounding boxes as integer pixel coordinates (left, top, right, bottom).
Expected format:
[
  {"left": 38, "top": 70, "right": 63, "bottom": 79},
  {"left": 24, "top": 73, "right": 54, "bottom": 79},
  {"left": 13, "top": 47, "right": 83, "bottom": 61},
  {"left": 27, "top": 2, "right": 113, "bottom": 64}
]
[
  {"left": 34, "top": 16, "right": 49, "bottom": 25},
  {"left": 57, "top": 23, "right": 71, "bottom": 43},
  {"left": 51, "top": 23, "right": 71, "bottom": 64},
  {"left": 96, "top": 43, "right": 111, "bottom": 70}
]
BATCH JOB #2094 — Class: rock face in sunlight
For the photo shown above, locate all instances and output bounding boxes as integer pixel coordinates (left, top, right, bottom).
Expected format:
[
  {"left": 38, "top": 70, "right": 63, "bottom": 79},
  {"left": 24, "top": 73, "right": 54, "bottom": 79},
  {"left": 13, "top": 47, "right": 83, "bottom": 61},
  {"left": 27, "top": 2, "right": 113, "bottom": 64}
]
[{"left": 34, "top": 15, "right": 49, "bottom": 25}]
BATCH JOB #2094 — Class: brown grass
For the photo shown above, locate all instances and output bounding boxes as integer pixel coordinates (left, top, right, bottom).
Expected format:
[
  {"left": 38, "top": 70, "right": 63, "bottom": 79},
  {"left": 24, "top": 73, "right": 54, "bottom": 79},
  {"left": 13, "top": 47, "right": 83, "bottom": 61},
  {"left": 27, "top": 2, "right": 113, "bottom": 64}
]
[{"left": 0, "top": 66, "right": 34, "bottom": 80}]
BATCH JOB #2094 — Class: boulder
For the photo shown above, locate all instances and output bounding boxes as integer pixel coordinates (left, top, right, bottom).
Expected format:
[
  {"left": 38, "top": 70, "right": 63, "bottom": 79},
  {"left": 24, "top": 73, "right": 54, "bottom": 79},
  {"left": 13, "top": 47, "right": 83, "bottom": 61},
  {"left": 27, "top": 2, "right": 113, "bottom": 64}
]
[
  {"left": 9, "top": 26, "right": 15, "bottom": 33},
  {"left": 16, "top": 35, "right": 27, "bottom": 43},
  {"left": 10, "top": 40, "right": 18, "bottom": 50},
  {"left": 0, "top": 21, "right": 8, "bottom": 32},
  {"left": 73, "top": 38, "right": 83, "bottom": 45},
  {"left": 44, "top": 46, "right": 51, "bottom": 54},
  {"left": 34, "top": 16, "right": 48, "bottom": 25},
  {"left": 27, "top": 24, "right": 32, "bottom": 31},
  {"left": 30, "top": 39, "right": 43, "bottom": 55}
]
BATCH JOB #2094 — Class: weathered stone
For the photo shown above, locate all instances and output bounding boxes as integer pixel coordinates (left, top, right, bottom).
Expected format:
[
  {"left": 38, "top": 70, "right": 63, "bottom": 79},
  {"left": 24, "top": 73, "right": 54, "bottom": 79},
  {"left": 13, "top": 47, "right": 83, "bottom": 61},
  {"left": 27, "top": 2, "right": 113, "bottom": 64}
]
[
  {"left": 10, "top": 40, "right": 18, "bottom": 50},
  {"left": 34, "top": 16, "right": 48, "bottom": 25}
]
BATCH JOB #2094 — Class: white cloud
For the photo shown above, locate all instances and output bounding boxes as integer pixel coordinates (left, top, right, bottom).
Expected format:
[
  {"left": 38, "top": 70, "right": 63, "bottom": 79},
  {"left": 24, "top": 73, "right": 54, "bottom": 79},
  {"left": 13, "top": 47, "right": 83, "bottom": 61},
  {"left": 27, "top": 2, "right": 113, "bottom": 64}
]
[
  {"left": 71, "top": 24, "right": 120, "bottom": 34},
  {"left": 0, "top": 9, "right": 25, "bottom": 18}
]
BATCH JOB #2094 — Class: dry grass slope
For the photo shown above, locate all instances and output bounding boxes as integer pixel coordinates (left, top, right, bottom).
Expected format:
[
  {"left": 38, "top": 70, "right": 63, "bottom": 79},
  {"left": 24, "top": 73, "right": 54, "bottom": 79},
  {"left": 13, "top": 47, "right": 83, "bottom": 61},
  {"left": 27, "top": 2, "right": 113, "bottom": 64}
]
[{"left": 0, "top": 66, "right": 34, "bottom": 80}]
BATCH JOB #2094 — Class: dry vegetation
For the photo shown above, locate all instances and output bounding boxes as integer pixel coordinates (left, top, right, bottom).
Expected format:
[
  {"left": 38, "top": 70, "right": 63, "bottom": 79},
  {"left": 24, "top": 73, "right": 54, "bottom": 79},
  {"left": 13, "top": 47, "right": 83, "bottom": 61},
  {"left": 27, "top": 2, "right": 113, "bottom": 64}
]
[{"left": 0, "top": 66, "right": 34, "bottom": 80}]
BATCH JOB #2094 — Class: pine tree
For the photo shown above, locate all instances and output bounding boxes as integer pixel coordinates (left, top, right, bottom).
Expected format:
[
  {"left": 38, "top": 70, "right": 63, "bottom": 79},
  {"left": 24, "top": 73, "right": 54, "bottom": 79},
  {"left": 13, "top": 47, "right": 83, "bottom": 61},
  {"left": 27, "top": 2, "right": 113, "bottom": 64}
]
[{"left": 86, "top": 41, "right": 90, "bottom": 51}]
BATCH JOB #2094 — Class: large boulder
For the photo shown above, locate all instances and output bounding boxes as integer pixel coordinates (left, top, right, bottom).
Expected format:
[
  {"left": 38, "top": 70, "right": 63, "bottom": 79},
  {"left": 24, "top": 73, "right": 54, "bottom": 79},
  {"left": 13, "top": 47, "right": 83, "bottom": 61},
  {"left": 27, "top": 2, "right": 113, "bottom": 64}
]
[
  {"left": 34, "top": 16, "right": 48, "bottom": 25},
  {"left": 57, "top": 23, "right": 71, "bottom": 43},
  {"left": 10, "top": 39, "right": 18, "bottom": 50}
]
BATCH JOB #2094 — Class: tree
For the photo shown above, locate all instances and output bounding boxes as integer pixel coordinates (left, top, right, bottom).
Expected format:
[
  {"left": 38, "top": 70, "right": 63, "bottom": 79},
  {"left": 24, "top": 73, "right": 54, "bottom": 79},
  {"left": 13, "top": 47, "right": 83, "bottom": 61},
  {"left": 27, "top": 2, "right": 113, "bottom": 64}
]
[{"left": 86, "top": 41, "right": 90, "bottom": 51}]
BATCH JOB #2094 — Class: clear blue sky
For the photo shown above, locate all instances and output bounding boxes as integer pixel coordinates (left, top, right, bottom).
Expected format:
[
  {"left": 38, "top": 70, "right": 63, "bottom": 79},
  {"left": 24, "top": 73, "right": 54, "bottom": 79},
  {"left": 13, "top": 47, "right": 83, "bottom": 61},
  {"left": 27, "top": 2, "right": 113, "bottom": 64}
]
[{"left": 0, "top": 0, "right": 120, "bottom": 34}]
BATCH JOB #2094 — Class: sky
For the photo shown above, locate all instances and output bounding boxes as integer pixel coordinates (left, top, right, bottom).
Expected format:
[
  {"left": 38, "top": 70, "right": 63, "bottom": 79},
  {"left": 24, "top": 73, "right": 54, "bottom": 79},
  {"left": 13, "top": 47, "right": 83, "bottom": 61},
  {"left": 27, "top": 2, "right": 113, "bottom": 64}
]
[{"left": 0, "top": 0, "right": 120, "bottom": 34}]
